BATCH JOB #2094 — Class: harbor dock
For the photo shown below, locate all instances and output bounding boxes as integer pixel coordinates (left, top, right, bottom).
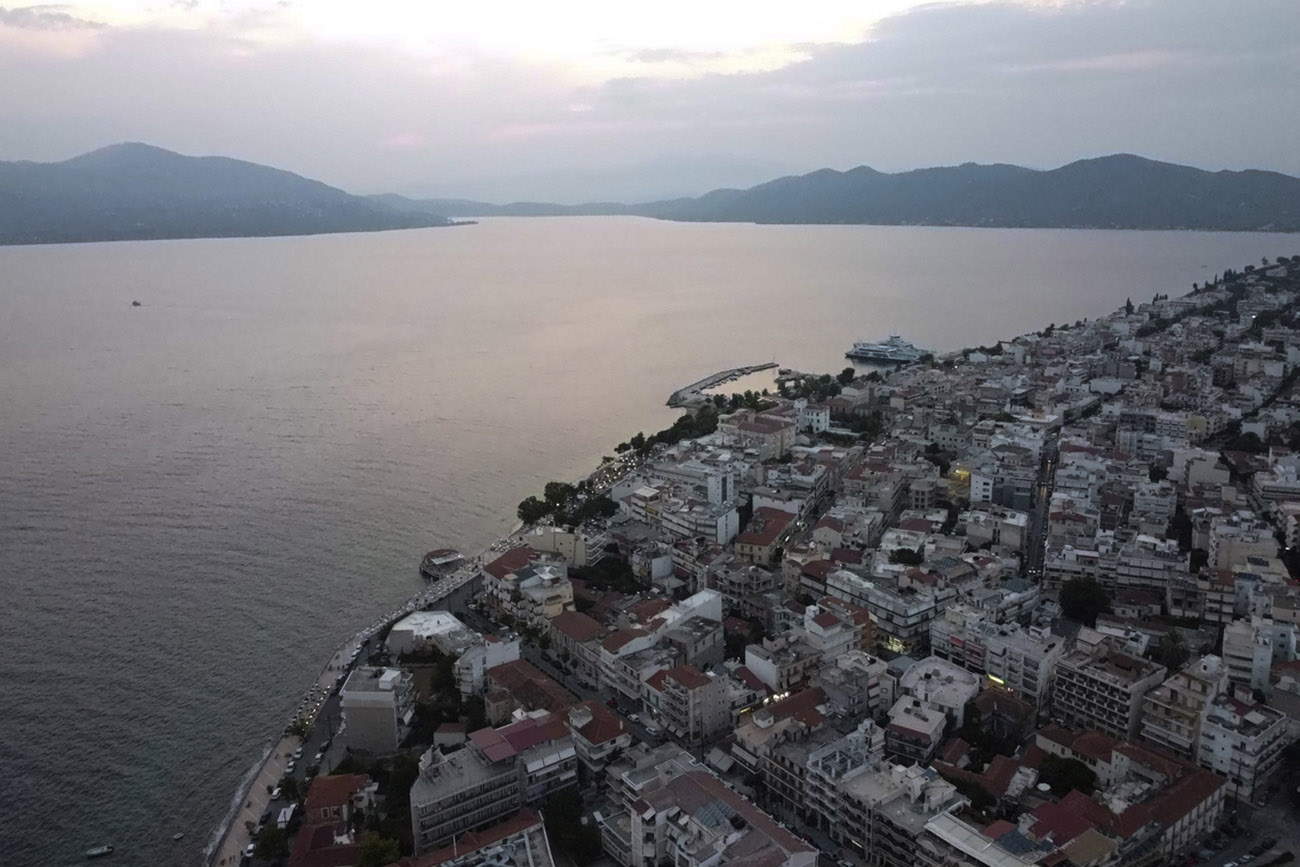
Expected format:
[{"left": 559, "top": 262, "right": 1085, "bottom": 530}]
[{"left": 666, "top": 362, "right": 778, "bottom": 408}]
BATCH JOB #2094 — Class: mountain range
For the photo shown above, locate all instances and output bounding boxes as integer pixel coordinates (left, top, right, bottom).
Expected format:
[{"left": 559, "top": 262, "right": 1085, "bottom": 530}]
[
  {"left": 2, "top": 145, "right": 1298, "bottom": 246},
  {"left": 378, "top": 154, "right": 1300, "bottom": 232},
  {"left": 0, "top": 143, "right": 453, "bottom": 246}
]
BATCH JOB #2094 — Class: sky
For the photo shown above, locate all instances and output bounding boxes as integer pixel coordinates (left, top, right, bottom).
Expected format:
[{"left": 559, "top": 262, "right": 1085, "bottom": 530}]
[{"left": 1, "top": 0, "right": 1298, "bottom": 201}]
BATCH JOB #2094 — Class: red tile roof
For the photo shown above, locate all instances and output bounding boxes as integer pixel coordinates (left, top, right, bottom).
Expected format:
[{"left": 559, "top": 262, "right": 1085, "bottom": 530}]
[
  {"left": 664, "top": 664, "right": 712, "bottom": 690},
  {"left": 303, "top": 774, "right": 369, "bottom": 815},
  {"left": 483, "top": 546, "right": 538, "bottom": 580},
  {"left": 830, "top": 547, "right": 863, "bottom": 564},
  {"left": 629, "top": 597, "right": 673, "bottom": 624},
  {"left": 569, "top": 700, "right": 627, "bottom": 745},
  {"left": 550, "top": 609, "right": 606, "bottom": 643},
  {"left": 736, "top": 507, "right": 795, "bottom": 548},
  {"left": 289, "top": 822, "right": 360, "bottom": 867}
]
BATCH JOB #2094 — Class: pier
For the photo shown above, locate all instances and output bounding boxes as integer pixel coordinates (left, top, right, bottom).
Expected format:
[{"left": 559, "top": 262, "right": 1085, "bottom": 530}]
[{"left": 666, "top": 362, "right": 778, "bottom": 408}]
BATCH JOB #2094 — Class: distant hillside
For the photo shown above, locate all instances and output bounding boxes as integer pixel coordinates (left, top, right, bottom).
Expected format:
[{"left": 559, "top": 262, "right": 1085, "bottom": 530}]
[
  {"left": 0, "top": 143, "right": 453, "bottom": 245},
  {"left": 384, "top": 155, "right": 1300, "bottom": 231}
]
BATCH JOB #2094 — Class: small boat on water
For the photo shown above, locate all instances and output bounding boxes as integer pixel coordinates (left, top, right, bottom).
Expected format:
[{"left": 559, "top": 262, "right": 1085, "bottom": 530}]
[
  {"left": 173, "top": 832, "right": 185, "bottom": 841},
  {"left": 85, "top": 844, "right": 114, "bottom": 858}
]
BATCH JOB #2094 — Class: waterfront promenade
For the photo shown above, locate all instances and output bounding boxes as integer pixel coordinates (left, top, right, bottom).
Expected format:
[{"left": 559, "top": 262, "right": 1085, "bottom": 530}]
[{"left": 205, "top": 562, "right": 484, "bottom": 866}]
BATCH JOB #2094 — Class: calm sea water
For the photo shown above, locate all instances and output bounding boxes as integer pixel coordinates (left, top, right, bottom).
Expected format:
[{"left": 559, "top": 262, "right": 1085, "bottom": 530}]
[{"left": 1, "top": 218, "right": 1295, "bottom": 864}]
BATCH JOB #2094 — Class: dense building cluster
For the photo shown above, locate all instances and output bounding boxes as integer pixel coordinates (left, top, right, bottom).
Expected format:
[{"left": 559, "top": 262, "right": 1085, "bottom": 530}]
[{"left": 265, "top": 256, "right": 1300, "bottom": 867}]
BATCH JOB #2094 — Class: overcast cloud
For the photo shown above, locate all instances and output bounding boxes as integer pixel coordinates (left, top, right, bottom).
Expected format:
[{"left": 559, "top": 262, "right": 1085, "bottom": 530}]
[{"left": 0, "top": 0, "right": 1296, "bottom": 201}]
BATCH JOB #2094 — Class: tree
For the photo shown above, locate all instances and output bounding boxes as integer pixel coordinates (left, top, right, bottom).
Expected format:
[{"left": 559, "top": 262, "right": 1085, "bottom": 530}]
[
  {"left": 255, "top": 824, "right": 290, "bottom": 860},
  {"left": 629, "top": 431, "right": 647, "bottom": 452},
  {"left": 889, "top": 547, "right": 925, "bottom": 566},
  {"left": 543, "top": 789, "right": 602, "bottom": 863},
  {"left": 1125, "top": 297, "right": 1134, "bottom": 315},
  {"left": 1039, "top": 754, "right": 1097, "bottom": 796},
  {"left": 543, "top": 481, "right": 575, "bottom": 507},
  {"left": 837, "top": 367, "right": 857, "bottom": 386},
  {"left": 1058, "top": 576, "right": 1110, "bottom": 627},
  {"left": 286, "top": 718, "right": 311, "bottom": 739},
  {"left": 517, "top": 496, "right": 548, "bottom": 525},
  {"left": 357, "top": 834, "right": 402, "bottom": 867},
  {"left": 279, "top": 775, "right": 301, "bottom": 803},
  {"left": 1157, "top": 629, "right": 1189, "bottom": 673}
]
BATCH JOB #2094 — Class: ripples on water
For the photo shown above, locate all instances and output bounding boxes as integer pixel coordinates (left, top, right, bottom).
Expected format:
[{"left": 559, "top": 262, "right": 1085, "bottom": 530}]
[{"left": 0, "top": 218, "right": 1293, "bottom": 864}]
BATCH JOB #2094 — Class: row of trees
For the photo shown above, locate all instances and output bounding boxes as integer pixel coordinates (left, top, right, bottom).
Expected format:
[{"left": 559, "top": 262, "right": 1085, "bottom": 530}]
[
  {"left": 617, "top": 404, "right": 721, "bottom": 456},
  {"left": 517, "top": 479, "right": 619, "bottom": 527}
]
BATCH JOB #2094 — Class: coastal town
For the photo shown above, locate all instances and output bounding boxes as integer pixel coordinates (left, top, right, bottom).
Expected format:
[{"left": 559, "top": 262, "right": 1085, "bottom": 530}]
[{"left": 221, "top": 255, "right": 1300, "bottom": 867}]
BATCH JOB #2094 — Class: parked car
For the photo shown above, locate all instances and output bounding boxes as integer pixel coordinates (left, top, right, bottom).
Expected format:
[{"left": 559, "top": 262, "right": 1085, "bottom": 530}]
[
  {"left": 270, "top": 787, "right": 282, "bottom": 801},
  {"left": 628, "top": 713, "right": 640, "bottom": 723}
]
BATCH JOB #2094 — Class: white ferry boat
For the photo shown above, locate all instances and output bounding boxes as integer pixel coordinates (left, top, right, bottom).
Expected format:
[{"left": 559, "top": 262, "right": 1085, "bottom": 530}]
[{"left": 845, "top": 335, "right": 927, "bottom": 364}]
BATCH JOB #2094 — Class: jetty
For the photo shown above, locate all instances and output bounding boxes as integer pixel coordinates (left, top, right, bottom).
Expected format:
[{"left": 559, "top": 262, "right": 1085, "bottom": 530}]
[{"left": 666, "top": 362, "right": 778, "bottom": 409}]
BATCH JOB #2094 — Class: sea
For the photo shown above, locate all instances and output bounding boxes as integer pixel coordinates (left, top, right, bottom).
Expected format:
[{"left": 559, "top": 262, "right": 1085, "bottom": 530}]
[{"left": 1, "top": 217, "right": 1294, "bottom": 865}]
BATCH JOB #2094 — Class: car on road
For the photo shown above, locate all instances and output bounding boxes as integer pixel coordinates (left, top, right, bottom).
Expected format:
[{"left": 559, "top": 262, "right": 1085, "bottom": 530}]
[
  {"left": 645, "top": 724, "right": 660, "bottom": 736},
  {"left": 285, "top": 760, "right": 296, "bottom": 774},
  {"left": 270, "top": 787, "right": 282, "bottom": 801},
  {"left": 1223, "top": 860, "right": 1239, "bottom": 867},
  {"left": 314, "top": 751, "right": 325, "bottom": 763},
  {"left": 628, "top": 713, "right": 640, "bottom": 723}
]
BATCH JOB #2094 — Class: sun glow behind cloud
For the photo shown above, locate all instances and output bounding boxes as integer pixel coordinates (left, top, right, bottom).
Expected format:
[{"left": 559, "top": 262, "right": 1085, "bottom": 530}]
[{"left": 15, "top": 0, "right": 960, "bottom": 76}]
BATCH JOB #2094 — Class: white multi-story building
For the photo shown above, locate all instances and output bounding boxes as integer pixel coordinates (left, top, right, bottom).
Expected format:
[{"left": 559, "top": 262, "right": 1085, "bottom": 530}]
[
  {"left": 1139, "top": 656, "right": 1228, "bottom": 759},
  {"left": 930, "top": 605, "right": 1064, "bottom": 710},
  {"left": 600, "top": 745, "right": 817, "bottom": 867},
  {"left": 896, "top": 657, "right": 980, "bottom": 728},
  {"left": 815, "top": 650, "right": 892, "bottom": 719},
  {"left": 827, "top": 569, "right": 939, "bottom": 653},
  {"left": 409, "top": 713, "right": 577, "bottom": 853},
  {"left": 1223, "top": 617, "right": 1278, "bottom": 691},
  {"left": 1198, "top": 694, "right": 1293, "bottom": 802},
  {"left": 1209, "top": 515, "right": 1279, "bottom": 571},
  {"left": 340, "top": 666, "right": 416, "bottom": 755},
  {"left": 643, "top": 665, "right": 731, "bottom": 743}
]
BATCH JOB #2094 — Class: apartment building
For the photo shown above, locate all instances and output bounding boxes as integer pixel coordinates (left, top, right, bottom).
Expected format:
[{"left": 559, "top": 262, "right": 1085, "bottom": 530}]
[
  {"left": 1052, "top": 643, "right": 1165, "bottom": 740},
  {"left": 339, "top": 666, "right": 415, "bottom": 754},
  {"left": 930, "top": 605, "right": 1064, "bottom": 710},
  {"left": 643, "top": 665, "right": 731, "bottom": 744},
  {"left": 837, "top": 763, "right": 967, "bottom": 867},
  {"left": 814, "top": 650, "right": 891, "bottom": 719},
  {"left": 1139, "top": 655, "right": 1228, "bottom": 759},
  {"left": 409, "top": 713, "right": 577, "bottom": 853},
  {"left": 566, "top": 701, "right": 632, "bottom": 786},
  {"left": 600, "top": 744, "right": 816, "bottom": 867},
  {"left": 826, "top": 569, "right": 938, "bottom": 653},
  {"left": 1198, "top": 695, "right": 1292, "bottom": 802},
  {"left": 885, "top": 699, "right": 948, "bottom": 765}
]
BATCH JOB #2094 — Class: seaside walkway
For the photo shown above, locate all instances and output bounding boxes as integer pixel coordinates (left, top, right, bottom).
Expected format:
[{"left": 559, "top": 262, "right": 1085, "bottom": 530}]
[{"left": 207, "top": 566, "right": 480, "bottom": 865}]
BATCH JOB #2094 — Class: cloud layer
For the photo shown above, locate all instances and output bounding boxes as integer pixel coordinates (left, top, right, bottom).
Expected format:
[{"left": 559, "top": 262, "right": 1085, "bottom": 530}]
[{"left": 1, "top": 0, "right": 1297, "bottom": 200}]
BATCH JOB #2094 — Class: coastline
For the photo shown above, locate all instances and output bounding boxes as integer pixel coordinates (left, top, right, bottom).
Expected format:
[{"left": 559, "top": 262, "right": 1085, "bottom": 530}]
[{"left": 203, "top": 534, "right": 521, "bottom": 866}]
